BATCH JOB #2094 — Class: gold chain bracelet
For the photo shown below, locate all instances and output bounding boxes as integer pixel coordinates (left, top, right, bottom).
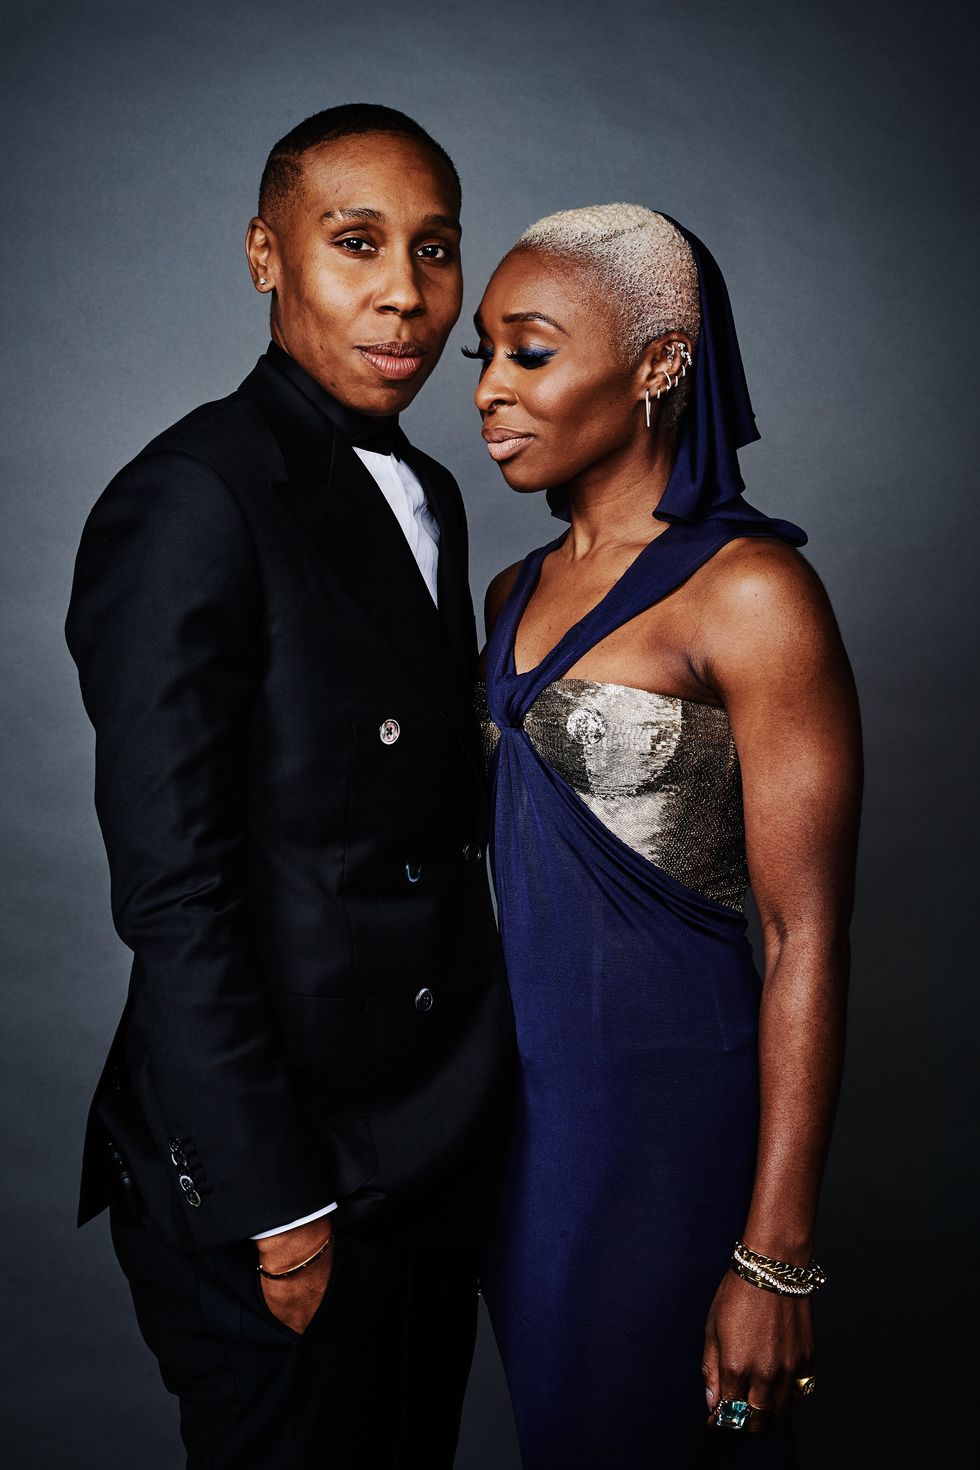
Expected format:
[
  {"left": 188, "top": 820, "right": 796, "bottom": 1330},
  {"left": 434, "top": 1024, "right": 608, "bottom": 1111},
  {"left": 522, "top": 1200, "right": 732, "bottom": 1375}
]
[{"left": 729, "top": 1239, "right": 827, "bottom": 1297}]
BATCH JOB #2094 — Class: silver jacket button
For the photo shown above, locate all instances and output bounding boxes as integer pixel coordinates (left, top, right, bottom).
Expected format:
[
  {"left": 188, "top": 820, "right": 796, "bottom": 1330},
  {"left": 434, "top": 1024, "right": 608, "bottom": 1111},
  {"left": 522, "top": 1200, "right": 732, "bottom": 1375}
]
[
  {"left": 414, "top": 987, "right": 434, "bottom": 1013},
  {"left": 178, "top": 1174, "right": 202, "bottom": 1208},
  {"left": 379, "top": 718, "right": 401, "bottom": 745}
]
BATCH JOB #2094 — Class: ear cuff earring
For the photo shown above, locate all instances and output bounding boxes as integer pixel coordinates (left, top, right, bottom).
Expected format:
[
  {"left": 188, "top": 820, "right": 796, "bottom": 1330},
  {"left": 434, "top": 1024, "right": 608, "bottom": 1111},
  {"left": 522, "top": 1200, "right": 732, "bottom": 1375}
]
[
  {"left": 647, "top": 343, "right": 694, "bottom": 422},
  {"left": 665, "top": 342, "right": 693, "bottom": 379}
]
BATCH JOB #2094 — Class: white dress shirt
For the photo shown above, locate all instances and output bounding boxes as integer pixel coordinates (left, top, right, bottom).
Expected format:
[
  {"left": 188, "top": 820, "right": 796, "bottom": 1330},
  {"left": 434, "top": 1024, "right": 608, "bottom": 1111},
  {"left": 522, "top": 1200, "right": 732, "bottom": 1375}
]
[
  {"left": 251, "top": 442, "right": 440, "bottom": 1241},
  {"left": 353, "top": 445, "right": 440, "bottom": 605}
]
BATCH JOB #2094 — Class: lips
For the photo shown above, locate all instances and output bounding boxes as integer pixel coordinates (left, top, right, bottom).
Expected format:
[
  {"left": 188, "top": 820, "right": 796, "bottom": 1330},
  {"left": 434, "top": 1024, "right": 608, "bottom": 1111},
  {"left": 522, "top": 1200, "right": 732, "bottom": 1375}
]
[
  {"left": 482, "top": 425, "right": 535, "bottom": 462},
  {"left": 357, "top": 340, "right": 427, "bottom": 381}
]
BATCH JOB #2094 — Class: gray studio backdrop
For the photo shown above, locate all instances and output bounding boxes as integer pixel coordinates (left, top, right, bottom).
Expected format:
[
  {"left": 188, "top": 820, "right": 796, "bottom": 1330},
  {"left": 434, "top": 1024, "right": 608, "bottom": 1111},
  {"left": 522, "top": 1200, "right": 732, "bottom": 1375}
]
[{"left": 2, "top": 1, "right": 976, "bottom": 1465}]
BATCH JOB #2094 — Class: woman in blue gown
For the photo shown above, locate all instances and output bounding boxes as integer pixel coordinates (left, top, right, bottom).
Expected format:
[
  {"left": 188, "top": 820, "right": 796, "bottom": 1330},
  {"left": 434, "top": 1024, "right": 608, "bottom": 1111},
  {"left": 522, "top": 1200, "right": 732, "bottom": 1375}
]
[{"left": 469, "top": 206, "right": 862, "bottom": 1466}]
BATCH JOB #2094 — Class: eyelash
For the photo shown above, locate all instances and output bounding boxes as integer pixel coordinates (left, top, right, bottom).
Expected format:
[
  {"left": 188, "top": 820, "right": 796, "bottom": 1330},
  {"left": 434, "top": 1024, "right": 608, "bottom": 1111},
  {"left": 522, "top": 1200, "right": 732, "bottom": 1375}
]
[
  {"left": 336, "top": 236, "right": 454, "bottom": 261},
  {"left": 461, "top": 345, "right": 557, "bottom": 369}
]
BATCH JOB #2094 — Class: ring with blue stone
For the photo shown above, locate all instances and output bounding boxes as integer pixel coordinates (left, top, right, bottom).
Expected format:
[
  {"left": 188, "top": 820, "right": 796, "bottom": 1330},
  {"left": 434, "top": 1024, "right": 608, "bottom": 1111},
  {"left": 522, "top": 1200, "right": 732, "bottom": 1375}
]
[{"left": 715, "top": 1398, "right": 752, "bottom": 1429}]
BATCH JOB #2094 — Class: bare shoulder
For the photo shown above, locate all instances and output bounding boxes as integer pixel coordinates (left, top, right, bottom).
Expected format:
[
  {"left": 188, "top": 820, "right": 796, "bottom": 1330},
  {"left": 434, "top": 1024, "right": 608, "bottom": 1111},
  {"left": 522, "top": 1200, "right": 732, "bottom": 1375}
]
[
  {"left": 484, "top": 560, "right": 524, "bottom": 640},
  {"left": 700, "top": 536, "right": 838, "bottom": 640},
  {"left": 692, "top": 536, "right": 855, "bottom": 702}
]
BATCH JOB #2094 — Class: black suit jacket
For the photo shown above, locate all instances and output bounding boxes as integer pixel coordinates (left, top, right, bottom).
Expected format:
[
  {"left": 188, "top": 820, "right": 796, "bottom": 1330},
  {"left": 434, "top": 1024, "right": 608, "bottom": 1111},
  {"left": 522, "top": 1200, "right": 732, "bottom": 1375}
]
[{"left": 65, "top": 347, "right": 515, "bottom": 1252}]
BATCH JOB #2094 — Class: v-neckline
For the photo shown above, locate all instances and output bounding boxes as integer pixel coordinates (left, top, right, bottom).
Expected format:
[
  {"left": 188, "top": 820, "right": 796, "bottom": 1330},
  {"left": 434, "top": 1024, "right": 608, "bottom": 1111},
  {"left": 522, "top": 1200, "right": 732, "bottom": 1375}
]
[{"left": 506, "top": 525, "right": 677, "bottom": 684}]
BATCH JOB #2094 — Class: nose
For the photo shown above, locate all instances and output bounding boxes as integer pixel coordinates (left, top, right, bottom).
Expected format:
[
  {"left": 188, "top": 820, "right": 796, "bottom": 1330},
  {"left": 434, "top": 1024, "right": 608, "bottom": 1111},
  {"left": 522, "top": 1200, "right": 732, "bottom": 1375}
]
[
  {"left": 374, "top": 249, "right": 425, "bottom": 317},
  {"left": 474, "top": 354, "right": 517, "bottom": 415}
]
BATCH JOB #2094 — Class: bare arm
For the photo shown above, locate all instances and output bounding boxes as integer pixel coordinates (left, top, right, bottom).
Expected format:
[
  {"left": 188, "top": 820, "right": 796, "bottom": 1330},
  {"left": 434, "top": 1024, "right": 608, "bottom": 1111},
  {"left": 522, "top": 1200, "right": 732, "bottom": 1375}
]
[
  {"left": 695, "top": 538, "right": 862, "bottom": 1425},
  {"left": 480, "top": 561, "right": 523, "bottom": 676}
]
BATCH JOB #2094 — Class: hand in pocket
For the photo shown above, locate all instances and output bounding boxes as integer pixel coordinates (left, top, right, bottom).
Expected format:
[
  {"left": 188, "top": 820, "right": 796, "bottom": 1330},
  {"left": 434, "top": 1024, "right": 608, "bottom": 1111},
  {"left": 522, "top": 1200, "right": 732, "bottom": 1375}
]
[{"left": 257, "top": 1225, "right": 335, "bottom": 1336}]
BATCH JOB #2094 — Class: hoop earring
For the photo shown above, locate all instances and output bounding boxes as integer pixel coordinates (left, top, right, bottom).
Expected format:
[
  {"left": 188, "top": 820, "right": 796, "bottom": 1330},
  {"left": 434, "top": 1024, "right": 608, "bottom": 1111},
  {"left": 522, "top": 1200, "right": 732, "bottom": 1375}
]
[
  {"left": 645, "top": 389, "right": 652, "bottom": 429},
  {"left": 679, "top": 344, "right": 693, "bottom": 377},
  {"left": 656, "top": 369, "right": 672, "bottom": 399}
]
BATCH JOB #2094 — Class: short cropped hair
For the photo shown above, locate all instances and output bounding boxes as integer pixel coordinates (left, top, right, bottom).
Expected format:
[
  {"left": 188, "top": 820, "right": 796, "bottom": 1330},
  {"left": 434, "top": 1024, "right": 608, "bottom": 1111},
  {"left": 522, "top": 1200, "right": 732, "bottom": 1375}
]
[
  {"left": 514, "top": 204, "right": 701, "bottom": 425},
  {"left": 258, "top": 103, "right": 461, "bottom": 224}
]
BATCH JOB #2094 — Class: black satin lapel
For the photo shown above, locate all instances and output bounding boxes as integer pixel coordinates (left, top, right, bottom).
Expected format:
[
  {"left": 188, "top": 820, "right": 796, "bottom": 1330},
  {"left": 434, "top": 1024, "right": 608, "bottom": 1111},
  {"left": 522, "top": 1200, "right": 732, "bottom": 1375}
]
[
  {"left": 439, "top": 537, "right": 479, "bottom": 682},
  {"left": 270, "top": 447, "right": 481, "bottom": 777},
  {"left": 401, "top": 452, "right": 476, "bottom": 679}
]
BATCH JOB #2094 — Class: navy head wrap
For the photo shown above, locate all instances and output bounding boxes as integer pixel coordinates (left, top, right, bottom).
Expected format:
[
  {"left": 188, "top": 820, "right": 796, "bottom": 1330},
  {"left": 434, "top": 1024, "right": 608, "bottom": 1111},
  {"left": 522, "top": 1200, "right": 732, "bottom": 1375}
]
[{"left": 545, "top": 215, "right": 806, "bottom": 547}]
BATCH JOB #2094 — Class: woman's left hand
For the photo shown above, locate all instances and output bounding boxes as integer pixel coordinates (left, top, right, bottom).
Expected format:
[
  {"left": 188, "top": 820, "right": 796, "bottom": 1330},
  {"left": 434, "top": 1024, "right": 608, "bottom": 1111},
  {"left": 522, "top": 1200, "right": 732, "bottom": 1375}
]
[{"left": 701, "top": 1270, "right": 815, "bottom": 1432}]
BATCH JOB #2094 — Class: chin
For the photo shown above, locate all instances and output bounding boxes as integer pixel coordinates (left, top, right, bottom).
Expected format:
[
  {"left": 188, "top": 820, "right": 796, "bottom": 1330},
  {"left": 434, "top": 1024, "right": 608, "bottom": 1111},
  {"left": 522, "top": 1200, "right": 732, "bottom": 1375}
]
[
  {"left": 349, "top": 379, "right": 420, "bottom": 416},
  {"left": 498, "top": 462, "right": 550, "bottom": 494},
  {"left": 374, "top": 370, "right": 436, "bottom": 415}
]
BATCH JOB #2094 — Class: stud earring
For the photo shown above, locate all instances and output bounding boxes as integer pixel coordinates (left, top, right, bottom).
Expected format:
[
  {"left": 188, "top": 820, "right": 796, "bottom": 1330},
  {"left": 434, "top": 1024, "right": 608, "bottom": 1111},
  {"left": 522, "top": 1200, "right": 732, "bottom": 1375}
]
[
  {"left": 258, "top": 276, "right": 268, "bottom": 285},
  {"left": 645, "top": 388, "right": 652, "bottom": 429}
]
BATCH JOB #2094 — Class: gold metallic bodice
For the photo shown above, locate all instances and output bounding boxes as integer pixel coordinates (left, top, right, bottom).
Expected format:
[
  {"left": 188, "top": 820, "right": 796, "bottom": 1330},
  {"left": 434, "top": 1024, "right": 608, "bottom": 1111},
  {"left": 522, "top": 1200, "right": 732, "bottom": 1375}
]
[{"left": 476, "top": 677, "right": 749, "bottom": 910}]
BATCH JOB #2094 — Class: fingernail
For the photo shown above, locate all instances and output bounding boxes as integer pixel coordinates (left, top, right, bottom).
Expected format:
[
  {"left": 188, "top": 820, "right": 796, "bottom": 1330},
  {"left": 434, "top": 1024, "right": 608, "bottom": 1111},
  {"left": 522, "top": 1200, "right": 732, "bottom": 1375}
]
[{"left": 705, "top": 1388, "right": 714, "bottom": 1407}]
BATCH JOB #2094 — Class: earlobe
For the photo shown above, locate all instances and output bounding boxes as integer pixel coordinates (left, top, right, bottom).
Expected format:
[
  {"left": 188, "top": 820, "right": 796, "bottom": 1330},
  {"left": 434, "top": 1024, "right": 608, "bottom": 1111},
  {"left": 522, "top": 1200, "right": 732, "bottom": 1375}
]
[{"left": 246, "top": 216, "right": 275, "bottom": 293}]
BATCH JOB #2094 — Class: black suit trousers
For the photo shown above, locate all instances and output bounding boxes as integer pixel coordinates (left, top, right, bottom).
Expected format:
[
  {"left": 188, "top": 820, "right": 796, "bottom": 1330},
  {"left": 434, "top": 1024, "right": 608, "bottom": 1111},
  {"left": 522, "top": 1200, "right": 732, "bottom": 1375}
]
[{"left": 109, "top": 1203, "right": 479, "bottom": 1470}]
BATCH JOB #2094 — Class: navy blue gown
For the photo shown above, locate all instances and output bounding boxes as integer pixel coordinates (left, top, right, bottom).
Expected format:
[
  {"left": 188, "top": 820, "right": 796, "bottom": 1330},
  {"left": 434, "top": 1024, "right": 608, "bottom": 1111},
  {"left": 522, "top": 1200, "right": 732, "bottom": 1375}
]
[{"left": 477, "top": 221, "right": 809, "bottom": 1466}]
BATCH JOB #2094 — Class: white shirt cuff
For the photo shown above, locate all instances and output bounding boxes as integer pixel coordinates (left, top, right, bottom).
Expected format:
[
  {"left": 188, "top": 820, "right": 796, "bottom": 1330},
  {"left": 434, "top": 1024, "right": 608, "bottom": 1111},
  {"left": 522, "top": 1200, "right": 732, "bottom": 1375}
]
[{"left": 250, "top": 1202, "right": 338, "bottom": 1240}]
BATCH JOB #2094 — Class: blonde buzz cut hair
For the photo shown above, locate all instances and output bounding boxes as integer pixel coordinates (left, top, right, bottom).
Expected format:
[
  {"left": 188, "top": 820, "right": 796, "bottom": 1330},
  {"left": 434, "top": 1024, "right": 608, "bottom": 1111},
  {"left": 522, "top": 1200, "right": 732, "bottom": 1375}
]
[{"left": 513, "top": 203, "right": 701, "bottom": 425}]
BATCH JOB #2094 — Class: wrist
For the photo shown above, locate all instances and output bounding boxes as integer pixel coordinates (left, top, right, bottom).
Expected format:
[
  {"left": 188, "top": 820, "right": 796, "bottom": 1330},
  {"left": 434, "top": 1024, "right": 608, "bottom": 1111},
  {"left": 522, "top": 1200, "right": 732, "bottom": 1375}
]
[
  {"left": 738, "top": 1226, "right": 814, "bottom": 1267},
  {"left": 729, "top": 1237, "right": 827, "bottom": 1297},
  {"left": 255, "top": 1218, "right": 333, "bottom": 1267}
]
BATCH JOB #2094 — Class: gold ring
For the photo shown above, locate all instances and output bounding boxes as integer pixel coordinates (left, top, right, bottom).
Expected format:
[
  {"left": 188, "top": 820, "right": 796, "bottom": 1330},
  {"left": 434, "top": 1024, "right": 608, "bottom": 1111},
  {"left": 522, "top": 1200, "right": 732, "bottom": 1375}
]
[{"left": 795, "top": 1375, "right": 816, "bottom": 1397}]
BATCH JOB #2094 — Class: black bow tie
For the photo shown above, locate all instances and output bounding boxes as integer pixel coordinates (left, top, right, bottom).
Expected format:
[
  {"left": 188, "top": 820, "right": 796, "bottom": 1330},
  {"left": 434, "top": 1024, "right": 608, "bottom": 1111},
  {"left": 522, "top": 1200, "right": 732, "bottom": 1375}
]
[
  {"left": 349, "top": 421, "right": 410, "bottom": 460},
  {"left": 264, "top": 343, "right": 411, "bottom": 461}
]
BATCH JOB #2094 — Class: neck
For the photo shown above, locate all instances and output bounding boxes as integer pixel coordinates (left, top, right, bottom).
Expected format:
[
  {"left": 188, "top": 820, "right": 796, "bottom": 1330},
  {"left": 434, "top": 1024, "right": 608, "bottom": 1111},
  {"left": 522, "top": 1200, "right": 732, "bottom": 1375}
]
[{"left": 559, "top": 429, "right": 677, "bottom": 558}]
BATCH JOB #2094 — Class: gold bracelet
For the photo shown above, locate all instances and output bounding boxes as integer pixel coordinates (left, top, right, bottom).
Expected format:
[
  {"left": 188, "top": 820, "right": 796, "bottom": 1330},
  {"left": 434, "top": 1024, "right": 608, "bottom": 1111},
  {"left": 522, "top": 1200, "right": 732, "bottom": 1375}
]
[
  {"left": 735, "top": 1239, "right": 827, "bottom": 1285},
  {"left": 731, "top": 1258, "right": 815, "bottom": 1296},
  {"left": 730, "top": 1240, "right": 826, "bottom": 1296},
  {"left": 256, "top": 1233, "right": 334, "bottom": 1280}
]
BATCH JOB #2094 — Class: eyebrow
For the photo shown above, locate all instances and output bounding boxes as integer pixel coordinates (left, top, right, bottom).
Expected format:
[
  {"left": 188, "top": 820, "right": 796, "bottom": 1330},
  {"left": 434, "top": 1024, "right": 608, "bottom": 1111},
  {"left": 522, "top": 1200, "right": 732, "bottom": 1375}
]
[
  {"left": 320, "top": 206, "right": 461, "bottom": 231},
  {"left": 321, "top": 207, "right": 385, "bottom": 224},
  {"left": 473, "top": 309, "right": 569, "bottom": 335}
]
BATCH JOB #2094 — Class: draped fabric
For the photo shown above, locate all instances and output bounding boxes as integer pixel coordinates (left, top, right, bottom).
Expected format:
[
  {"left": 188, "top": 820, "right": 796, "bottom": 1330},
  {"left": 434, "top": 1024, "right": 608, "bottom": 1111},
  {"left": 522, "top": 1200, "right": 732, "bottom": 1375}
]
[
  {"left": 480, "top": 223, "right": 803, "bottom": 1465},
  {"left": 481, "top": 528, "right": 801, "bottom": 1465}
]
